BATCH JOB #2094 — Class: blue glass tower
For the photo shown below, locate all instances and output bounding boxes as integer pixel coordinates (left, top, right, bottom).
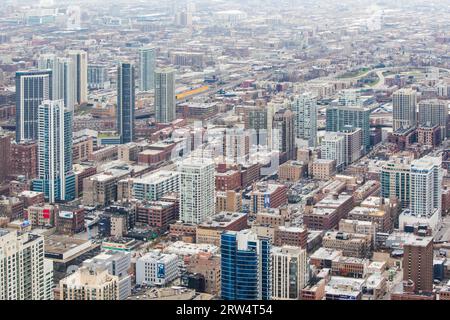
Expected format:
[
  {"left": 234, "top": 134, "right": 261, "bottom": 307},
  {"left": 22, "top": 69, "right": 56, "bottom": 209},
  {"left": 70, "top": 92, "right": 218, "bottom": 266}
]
[
  {"left": 32, "top": 100, "right": 75, "bottom": 203},
  {"left": 15, "top": 70, "right": 52, "bottom": 142},
  {"left": 221, "top": 230, "right": 271, "bottom": 300},
  {"left": 117, "top": 62, "right": 135, "bottom": 144}
]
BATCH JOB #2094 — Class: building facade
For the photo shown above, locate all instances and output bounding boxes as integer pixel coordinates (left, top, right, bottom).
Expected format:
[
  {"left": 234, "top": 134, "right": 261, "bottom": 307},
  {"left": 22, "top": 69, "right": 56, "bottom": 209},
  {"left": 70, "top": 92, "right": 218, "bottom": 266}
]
[
  {"left": 15, "top": 70, "right": 52, "bottom": 142},
  {"left": 32, "top": 100, "right": 75, "bottom": 203},
  {"left": 292, "top": 92, "right": 317, "bottom": 147},
  {"left": 221, "top": 230, "right": 271, "bottom": 300},
  {"left": 117, "top": 62, "right": 136, "bottom": 144},
  {"left": 179, "top": 157, "right": 215, "bottom": 224},
  {"left": 271, "top": 245, "right": 308, "bottom": 300},
  {"left": 139, "top": 46, "right": 156, "bottom": 92},
  {"left": 154, "top": 67, "right": 176, "bottom": 123},
  {"left": 0, "top": 229, "right": 54, "bottom": 300}
]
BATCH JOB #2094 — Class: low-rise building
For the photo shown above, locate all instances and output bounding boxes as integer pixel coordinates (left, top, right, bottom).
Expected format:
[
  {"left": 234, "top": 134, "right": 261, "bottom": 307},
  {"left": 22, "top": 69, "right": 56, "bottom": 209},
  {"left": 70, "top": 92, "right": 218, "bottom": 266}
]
[
  {"left": 196, "top": 211, "right": 248, "bottom": 246},
  {"left": 185, "top": 252, "right": 221, "bottom": 296},
  {"left": 136, "top": 250, "right": 179, "bottom": 286},
  {"left": 325, "top": 276, "right": 365, "bottom": 300},
  {"left": 278, "top": 161, "right": 306, "bottom": 181},
  {"left": 331, "top": 256, "right": 369, "bottom": 278},
  {"left": 249, "top": 182, "right": 288, "bottom": 215},
  {"left": 60, "top": 266, "right": 119, "bottom": 300},
  {"left": 274, "top": 226, "right": 308, "bottom": 249},
  {"left": 322, "top": 231, "right": 372, "bottom": 258},
  {"left": 215, "top": 190, "right": 242, "bottom": 213},
  {"left": 311, "top": 159, "right": 336, "bottom": 180}
]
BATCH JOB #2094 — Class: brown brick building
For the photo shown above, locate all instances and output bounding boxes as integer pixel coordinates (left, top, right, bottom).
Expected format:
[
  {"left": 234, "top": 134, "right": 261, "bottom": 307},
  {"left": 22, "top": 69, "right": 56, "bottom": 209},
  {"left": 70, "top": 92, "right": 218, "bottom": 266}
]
[
  {"left": 274, "top": 226, "right": 308, "bottom": 248},
  {"left": 10, "top": 141, "right": 38, "bottom": 179},
  {"left": 403, "top": 236, "right": 434, "bottom": 293},
  {"left": 136, "top": 201, "right": 177, "bottom": 229}
]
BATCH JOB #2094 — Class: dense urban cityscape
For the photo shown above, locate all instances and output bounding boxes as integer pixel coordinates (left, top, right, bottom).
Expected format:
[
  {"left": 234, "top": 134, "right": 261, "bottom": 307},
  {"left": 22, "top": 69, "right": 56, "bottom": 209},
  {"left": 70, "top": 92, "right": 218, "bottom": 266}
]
[{"left": 1, "top": 0, "right": 450, "bottom": 303}]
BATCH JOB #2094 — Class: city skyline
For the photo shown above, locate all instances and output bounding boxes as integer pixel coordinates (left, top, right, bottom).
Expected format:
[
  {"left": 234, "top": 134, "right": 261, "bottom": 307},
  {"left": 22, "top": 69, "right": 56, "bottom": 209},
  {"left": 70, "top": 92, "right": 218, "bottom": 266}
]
[{"left": 1, "top": 0, "right": 450, "bottom": 306}]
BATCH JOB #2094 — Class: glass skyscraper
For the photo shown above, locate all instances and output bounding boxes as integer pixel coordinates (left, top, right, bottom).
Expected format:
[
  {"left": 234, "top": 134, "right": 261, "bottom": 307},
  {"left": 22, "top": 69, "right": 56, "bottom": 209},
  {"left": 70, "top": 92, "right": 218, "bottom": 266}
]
[
  {"left": 139, "top": 47, "right": 156, "bottom": 92},
  {"left": 32, "top": 100, "right": 75, "bottom": 203},
  {"left": 15, "top": 70, "right": 52, "bottom": 142},
  {"left": 117, "top": 62, "right": 136, "bottom": 144},
  {"left": 154, "top": 67, "right": 176, "bottom": 123},
  {"left": 68, "top": 50, "right": 88, "bottom": 106},
  {"left": 221, "top": 230, "right": 271, "bottom": 300},
  {"left": 38, "top": 54, "right": 76, "bottom": 112}
]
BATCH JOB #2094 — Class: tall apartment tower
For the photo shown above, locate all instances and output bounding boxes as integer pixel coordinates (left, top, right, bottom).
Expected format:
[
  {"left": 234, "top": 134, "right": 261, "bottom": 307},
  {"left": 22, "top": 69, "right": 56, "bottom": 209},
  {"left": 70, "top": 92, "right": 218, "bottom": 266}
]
[
  {"left": 326, "top": 104, "right": 371, "bottom": 152},
  {"left": 392, "top": 88, "right": 417, "bottom": 131},
  {"left": 88, "top": 64, "right": 108, "bottom": 90},
  {"left": 0, "top": 133, "right": 11, "bottom": 184},
  {"left": 0, "top": 229, "right": 54, "bottom": 300},
  {"left": 221, "top": 230, "right": 271, "bottom": 300},
  {"left": 32, "top": 100, "right": 75, "bottom": 203},
  {"left": 403, "top": 236, "right": 434, "bottom": 293},
  {"left": 272, "top": 109, "right": 296, "bottom": 160},
  {"left": 320, "top": 132, "right": 346, "bottom": 171},
  {"left": 154, "top": 67, "right": 176, "bottom": 123},
  {"left": 409, "top": 156, "right": 442, "bottom": 218},
  {"left": 418, "top": 99, "right": 448, "bottom": 138},
  {"left": 292, "top": 93, "right": 317, "bottom": 147},
  {"left": 341, "top": 126, "right": 363, "bottom": 166},
  {"left": 380, "top": 156, "right": 413, "bottom": 209},
  {"left": 271, "top": 245, "right": 308, "bottom": 300},
  {"left": 244, "top": 106, "right": 268, "bottom": 146},
  {"left": 38, "top": 54, "right": 76, "bottom": 112},
  {"left": 178, "top": 157, "right": 215, "bottom": 224},
  {"left": 15, "top": 70, "right": 52, "bottom": 142},
  {"left": 139, "top": 47, "right": 156, "bottom": 92},
  {"left": 117, "top": 62, "right": 136, "bottom": 144},
  {"left": 68, "top": 50, "right": 88, "bottom": 106}
]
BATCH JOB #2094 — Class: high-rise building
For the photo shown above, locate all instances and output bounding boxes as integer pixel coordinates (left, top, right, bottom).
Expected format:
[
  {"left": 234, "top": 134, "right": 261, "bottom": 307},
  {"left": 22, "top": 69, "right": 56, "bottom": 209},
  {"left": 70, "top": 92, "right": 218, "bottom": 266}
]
[
  {"left": 221, "top": 229, "right": 271, "bottom": 300},
  {"left": 320, "top": 132, "right": 346, "bottom": 171},
  {"left": 340, "top": 126, "right": 363, "bottom": 165},
  {"left": 178, "top": 157, "right": 215, "bottom": 224},
  {"left": 32, "top": 100, "right": 75, "bottom": 203},
  {"left": 267, "top": 102, "right": 283, "bottom": 150},
  {"left": 380, "top": 156, "right": 413, "bottom": 209},
  {"left": 88, "top": 64, "right": 109, "bottom": 90},
  {"left": 403, "top": 236, "right": 433, "bottom": 293},
  {"left": 15, "top": 70, "right": 52, "bottom": 142},
  {"left": 59, "top": 266, "right": 119, "bottom": 300},
  {"left": 292, "top": 93, "right": 317, "bottom": 147},
  {"left": 139, "top": 47, "right": 156, "bottom": 92},
  {"left": 0, "top": 229, "right": 54, "bottom": 300},
  {"left": 132, "top": 170, "right": 180, "bottom": 201},
  {"left": 392, "top": 88, "right": 417, "bottom": 131},
  {"left": 37, "top": 54, "right": 61, "bottom": 100},
  {"left": 382, "top": 155, "right": 442, "bottom": 231},
  {"left": 10, "top": 141, "right": 38, "bottom": 179},
  {"left": 409, "top": 156, "right": 442, "bottom": 219},
  {"left": 244, "top": 106, "right": 268, "bottom": 146},
  {"left": 68, "top": 50, "right": 88, "bottom": 106},
  {"left": 271, "top": 245, "right": 308, "bottom": 300},
  {"left": 272, "top": 109, "right": 295, "bottom": 161},
  {"left": 117, "top": 62, "right": 136, "bottom": 144},
  {"left": 0, "top": 133, "right": 11, "bottom": 183},
  {"left": 154, "top": 67, "right": 176, "bottom": 123},
  {"left": 38, "top": 54, "right": 76, "bottom": 111},
  {"left": 326, "top": 104, "right": 371, "bottom": 152},
  {"left": 418, "top": 99, "right": 448, "bottom": 139}
]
